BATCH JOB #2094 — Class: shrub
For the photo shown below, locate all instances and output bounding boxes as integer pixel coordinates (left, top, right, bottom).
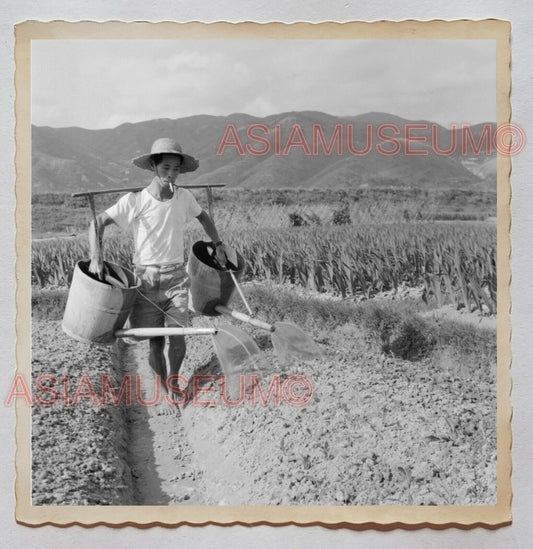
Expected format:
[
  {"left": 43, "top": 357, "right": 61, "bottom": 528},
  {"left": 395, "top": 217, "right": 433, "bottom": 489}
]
[
  {"left": 332, "top": 205, "right": 351, "bottom": 225},
  {"left": 289, "top": 212, "right": 307, "bottom": 227},
  {"left": 385, "top": 317, "right": 436, "bottom": 361}
]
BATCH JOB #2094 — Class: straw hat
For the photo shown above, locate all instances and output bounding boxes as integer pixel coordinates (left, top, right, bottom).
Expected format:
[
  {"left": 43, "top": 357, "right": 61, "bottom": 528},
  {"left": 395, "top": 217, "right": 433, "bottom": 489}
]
[{"left": 132, "top": 138, "right": 199, "bottom": 173}]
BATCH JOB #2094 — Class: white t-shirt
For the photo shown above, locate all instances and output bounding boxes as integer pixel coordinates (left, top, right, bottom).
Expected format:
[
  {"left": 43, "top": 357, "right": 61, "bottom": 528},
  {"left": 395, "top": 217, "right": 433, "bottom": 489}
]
[{"left": 105, "top": 186, "right": 203, "bottom": 266}]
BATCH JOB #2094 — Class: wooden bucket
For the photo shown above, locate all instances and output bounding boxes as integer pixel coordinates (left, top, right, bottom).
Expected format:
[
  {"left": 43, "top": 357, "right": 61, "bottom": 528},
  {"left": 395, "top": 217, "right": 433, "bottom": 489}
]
[
  {"left": 61, "top": 261, "right": 140, "bottom": 345},
  {"left": 187, "top": 241, "right": 245, "bottom": 316}
]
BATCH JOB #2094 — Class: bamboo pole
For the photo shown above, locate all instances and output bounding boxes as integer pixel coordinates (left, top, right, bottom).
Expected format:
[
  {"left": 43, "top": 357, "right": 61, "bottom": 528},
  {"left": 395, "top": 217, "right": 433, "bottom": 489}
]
[
  {"left": 115, "top": 327, "right": 217, "bottom": 338},
  {"left": 215, "top": 305, "right": 275, "bottom": 332},
  {"left": 72, "top": 183, "right": 225, "bottom": 198}
]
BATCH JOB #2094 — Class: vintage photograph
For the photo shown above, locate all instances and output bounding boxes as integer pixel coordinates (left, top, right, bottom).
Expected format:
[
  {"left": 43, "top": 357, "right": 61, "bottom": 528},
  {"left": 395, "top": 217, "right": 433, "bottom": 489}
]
[{"left": 15, "top": 21, "right": 511, "bottom": 526}]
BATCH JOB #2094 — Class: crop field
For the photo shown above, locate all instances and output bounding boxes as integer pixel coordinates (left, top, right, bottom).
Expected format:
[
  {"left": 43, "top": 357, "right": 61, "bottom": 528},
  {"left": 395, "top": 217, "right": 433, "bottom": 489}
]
[
  {"left": 32, "top": 220, "right": 496, "bottom": 315},
  {"left": 32, "top": 186, "right": 497, "bottom": 315},
  {"left": 30, "top": 186, "right": 498, "bottom": 507}
]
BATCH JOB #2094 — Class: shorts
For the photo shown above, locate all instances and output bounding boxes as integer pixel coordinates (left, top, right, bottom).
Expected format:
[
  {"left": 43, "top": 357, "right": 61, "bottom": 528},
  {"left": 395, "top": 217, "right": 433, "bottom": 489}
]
[{"left": 127, "top": 264, "right": 190, "bottom": 330}]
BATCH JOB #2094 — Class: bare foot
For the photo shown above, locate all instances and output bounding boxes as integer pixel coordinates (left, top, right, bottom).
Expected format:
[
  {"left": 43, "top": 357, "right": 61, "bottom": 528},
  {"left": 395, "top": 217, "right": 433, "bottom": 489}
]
[{"left": 156, "top": 397, "right": 182, "bottom": 417}]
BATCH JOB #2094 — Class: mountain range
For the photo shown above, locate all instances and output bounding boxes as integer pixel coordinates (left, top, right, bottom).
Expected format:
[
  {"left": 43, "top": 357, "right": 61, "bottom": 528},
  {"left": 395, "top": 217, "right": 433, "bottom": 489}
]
[{"left": 31, "top": 111, "right": 497, "bottom": 194}]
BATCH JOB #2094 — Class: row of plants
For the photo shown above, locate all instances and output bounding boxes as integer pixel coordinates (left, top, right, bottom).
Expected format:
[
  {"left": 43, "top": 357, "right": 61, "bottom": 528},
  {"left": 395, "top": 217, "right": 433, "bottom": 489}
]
[
  {"left": 234, "top": 224, "right": 496, "bottom": 313},
  {"left": 32, "top": 222, "right": 496, "bottom": 313}
]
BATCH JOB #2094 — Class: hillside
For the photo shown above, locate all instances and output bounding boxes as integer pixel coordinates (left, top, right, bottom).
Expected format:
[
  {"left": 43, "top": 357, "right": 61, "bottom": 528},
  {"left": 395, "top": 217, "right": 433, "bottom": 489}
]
[{"left": 31, "top": 112, "right": 496, "bottom": 194}]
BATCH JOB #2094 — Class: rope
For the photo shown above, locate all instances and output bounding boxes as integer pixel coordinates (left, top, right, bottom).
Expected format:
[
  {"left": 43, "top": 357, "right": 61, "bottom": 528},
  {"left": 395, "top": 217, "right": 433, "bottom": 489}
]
[
  {"left": 133, "top": 286, "right": 185, "bottom": 328},
  {"left": 132, "top": 282, "right": 221, "bottom": 332},
  {"left": 131, "top": 272, "right": 259, "bottom": 373}
]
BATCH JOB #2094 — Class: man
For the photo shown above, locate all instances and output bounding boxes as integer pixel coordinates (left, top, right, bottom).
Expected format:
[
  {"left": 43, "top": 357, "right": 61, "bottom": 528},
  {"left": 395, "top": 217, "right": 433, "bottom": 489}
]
[{"left": 89, "top": 137, "right": 228, "bottom": 404}]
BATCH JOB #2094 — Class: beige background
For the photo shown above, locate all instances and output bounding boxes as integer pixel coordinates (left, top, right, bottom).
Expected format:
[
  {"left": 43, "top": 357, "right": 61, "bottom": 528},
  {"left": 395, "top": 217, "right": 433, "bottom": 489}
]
[{"left": 2, "top": 0, "right": 532, "bottom": 547}]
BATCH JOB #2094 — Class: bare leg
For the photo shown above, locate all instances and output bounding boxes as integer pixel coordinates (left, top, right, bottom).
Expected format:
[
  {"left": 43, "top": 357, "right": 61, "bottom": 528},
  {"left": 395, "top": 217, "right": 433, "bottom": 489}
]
[
  {"left": 167, "top": 335, "right": 186, "bottom": 402},
  {"left": 148, "top": 337, "right": 167, "bottom": 394}
]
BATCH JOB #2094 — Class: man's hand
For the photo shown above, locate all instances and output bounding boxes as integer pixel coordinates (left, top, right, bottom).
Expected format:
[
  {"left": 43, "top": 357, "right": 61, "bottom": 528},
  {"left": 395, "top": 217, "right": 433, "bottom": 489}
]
[
  {"left": 215, "top": 242, "right": 240, "bottom": 271},
  {"left": 196, "top": 211, "right": 230, "bottom": 268},
  {"left": 89, "top": 257, "right": 104, "bottom": 278},
  {"left": 214, "top": 242, "right": 228, "bottom": 269},
  {"left": 88, "top": 220, "right": 104, "bottom": 278}
]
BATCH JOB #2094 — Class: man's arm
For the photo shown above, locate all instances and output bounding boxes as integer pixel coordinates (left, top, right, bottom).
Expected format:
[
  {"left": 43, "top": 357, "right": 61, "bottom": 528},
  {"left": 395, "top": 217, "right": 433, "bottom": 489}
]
[
  {"left": 88, "top": 212, "right": 114, "bottom": 276},
  {"left": 196, "top": 210, "right": 221, "bottom": 243},
  {"left": 196, "top": 210, "right": 227, "bottom": 267}
]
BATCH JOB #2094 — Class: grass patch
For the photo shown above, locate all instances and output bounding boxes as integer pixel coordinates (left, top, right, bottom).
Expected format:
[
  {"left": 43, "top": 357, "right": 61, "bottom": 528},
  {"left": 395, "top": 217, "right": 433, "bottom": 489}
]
[
  {"left": 32, "top": 288, "right": 69, "bottom": 321},
  {"left": 31, "top": 280, "right": 496, "bottom": 366},
  {"left": 245, "top": 283, "right": 495, "bottom": 364}
]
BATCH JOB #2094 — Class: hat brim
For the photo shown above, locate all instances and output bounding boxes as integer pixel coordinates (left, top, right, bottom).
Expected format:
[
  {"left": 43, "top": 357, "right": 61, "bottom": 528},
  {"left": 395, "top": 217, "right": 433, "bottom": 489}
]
[{"left": 132, "top": 152, "right": 199, "bottom": 173}]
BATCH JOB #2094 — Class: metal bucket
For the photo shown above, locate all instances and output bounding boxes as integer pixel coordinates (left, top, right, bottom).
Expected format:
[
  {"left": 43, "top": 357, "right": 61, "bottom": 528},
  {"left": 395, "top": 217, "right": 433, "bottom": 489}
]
[
  {"left": 62, "top": 261, "right": 140, "bottom": 345},
  {"left": 187, "top": 241, "right": 245, "bottom": 316}
]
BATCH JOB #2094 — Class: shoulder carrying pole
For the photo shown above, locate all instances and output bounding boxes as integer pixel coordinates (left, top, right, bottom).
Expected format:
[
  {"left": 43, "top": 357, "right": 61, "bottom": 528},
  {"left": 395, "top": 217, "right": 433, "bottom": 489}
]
[{"left": 72, "top": 183, "right": 225, "bottom": 199}]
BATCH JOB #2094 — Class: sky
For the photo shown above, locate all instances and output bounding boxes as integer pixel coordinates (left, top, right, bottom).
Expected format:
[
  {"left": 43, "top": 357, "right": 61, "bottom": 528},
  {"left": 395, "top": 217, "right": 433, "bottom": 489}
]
[{"left": 31, "top": 39, "right": 496, "bottom": 129}]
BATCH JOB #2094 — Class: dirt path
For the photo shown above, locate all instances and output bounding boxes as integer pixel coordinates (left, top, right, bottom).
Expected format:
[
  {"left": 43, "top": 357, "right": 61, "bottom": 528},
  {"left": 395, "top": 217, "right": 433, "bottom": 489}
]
[{"left": 119, "top": 342, "right": 206, "bottom": 505}]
